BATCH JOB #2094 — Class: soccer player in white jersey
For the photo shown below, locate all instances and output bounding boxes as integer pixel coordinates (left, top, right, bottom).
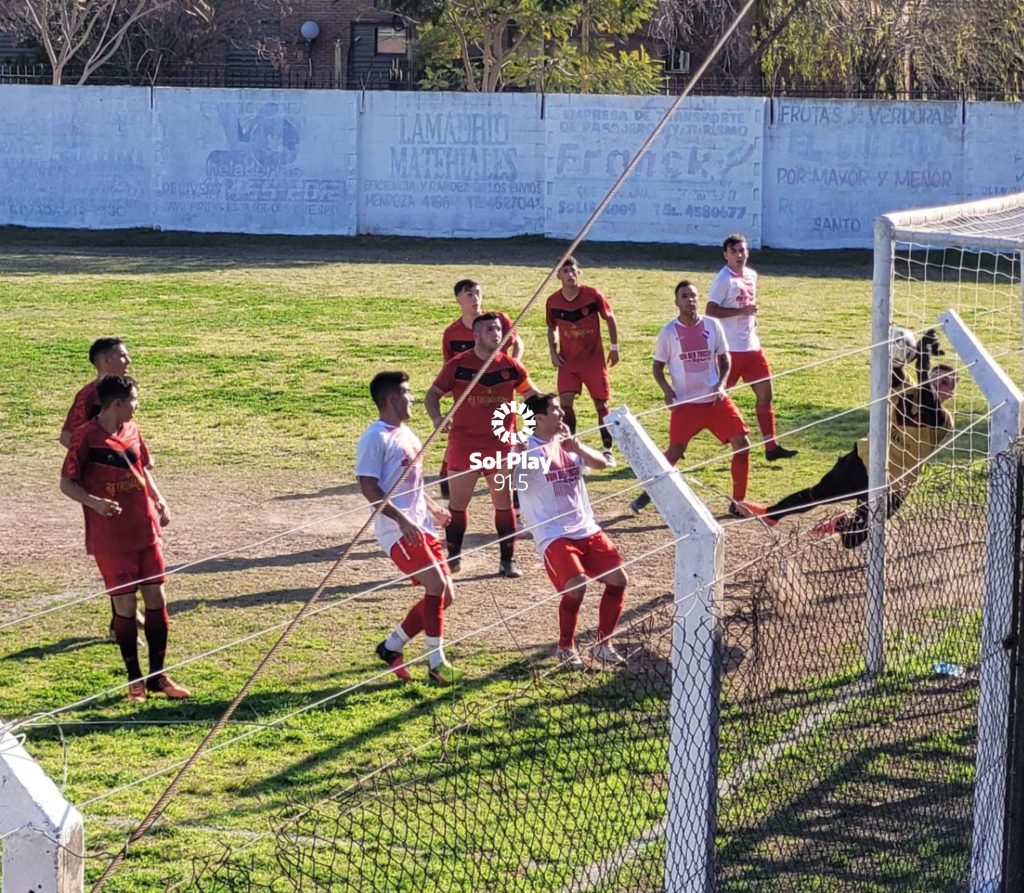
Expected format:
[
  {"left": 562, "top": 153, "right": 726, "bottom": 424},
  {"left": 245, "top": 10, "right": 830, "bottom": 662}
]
[
  {"left": 356, "top": 371, "right": 462, "bottom": 685},
  {"left": 706, "top": 233, "right": 797, "bottom": 461},
  {"left": 631, "top": 280, "right": 761, "bottom": 518},
  {"left": 515, "top": 392, "right": 628, "bottom": 669}
]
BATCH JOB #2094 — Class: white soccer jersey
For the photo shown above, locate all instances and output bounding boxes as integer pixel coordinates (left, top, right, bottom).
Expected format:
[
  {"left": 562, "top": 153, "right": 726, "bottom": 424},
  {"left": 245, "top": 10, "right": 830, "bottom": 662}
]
[
  {"left": 653, "top": 316, "right": 728, "bottom": 406},
  {"left": 355, "top": 419, "right": 435, "bottom": 555},
  {"left": 707, "top": 264, "right": 760, "bottom": 352},
  {"left": 516, "top": 435, "right": 601, "bottom": 558}
]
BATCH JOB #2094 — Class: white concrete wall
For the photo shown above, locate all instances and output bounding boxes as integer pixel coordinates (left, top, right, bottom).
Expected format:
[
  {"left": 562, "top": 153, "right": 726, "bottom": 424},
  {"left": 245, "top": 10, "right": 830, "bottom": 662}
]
[
  {"left": 0, "top": 86, "right": 152, "bottom": 229},
  {"left": 358, "top": 92, "right": 545, "bottom": 237},
  {"left": 763, "top": 99, "right": 965, "bottom": 248},
  {"left": 153, "top": 89, "right": 358, "bottom": 235},
  {"left": 544, "top": 94, "right": 764, "bottom": 246},
  {"left": 0, "top": 85, "right": 1020, "bottom": 248}
]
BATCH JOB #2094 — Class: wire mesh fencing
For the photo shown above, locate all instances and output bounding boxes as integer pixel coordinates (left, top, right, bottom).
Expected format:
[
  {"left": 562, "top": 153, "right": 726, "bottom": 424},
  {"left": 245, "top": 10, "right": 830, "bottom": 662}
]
[{"left": 177, "top": 442, "right": 1023, "bottom": 892}]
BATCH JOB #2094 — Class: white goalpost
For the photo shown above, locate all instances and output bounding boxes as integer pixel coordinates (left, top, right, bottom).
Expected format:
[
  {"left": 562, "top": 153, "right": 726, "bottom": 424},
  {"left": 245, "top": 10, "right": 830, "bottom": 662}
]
[{"left": 870, "top": 192, "right": 1024, "bottom": 893}]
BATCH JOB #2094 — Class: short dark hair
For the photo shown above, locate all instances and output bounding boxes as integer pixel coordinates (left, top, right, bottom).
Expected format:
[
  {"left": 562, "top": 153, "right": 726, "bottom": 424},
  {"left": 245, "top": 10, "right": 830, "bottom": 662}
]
[
  {"left": 559, "top": 256, "right": 579, "bottom": 269},
  {"left": 369, "top": 371, "right": 409, "bottom": 409},
  {"left": 97, "top": 374, "right": 137, "bottom": 409},
  {"left": 525, "top": 393, "right": 557, "bottom": 417},
  {"left": 472, "top": 311, "right": 501, "bottom": 330},
  {"left": 931, "top": 363, "right": 957, "bottom": 380},
  {"left": 722, "top": 233, "right": 748, "bottom": 251},
  {"left": 675, "top": 279, "right": 696, "bottom": 296},
  {"left": 89, "top": 337, "right": 124, "bottom": 366},
  {"left": 454, "top": 279, "right": 479, "bottom": 296}
]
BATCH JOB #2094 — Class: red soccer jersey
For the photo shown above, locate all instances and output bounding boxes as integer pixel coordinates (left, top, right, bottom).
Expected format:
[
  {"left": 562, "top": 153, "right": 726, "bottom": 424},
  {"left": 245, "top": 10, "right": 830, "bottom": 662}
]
[
  {"left": 441, "top": 312, "right": 516, "bottom": 361},
  {"left": 432, "top": 350, "right": 534, "bottom": 442},
  {"left": 61, "top": 419, "right": 160, "bottom": 555},
  {"left": 61, "top": 380, "right": 100, "bottom": 437},
  {"left": 546, "top": 285, "right": 612, "bottom": 367}
]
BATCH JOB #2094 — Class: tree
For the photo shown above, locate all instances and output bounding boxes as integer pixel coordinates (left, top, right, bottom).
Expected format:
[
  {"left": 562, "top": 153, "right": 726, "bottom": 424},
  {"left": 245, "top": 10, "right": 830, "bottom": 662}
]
[
  {"left": 403, "top": 0, "right": 662, "bottom": 92},
  {"left": 756, "top": 0, "right": 1024, "bottom": 98},
  {"left": 110, "top": 0, "right": 293, "bottom": 84},
  {"left": 647, "top": 0, "right": 751, "bottom": 86},
  {"left": 0, "top": 0, "right": 212, "bottom": 85}
]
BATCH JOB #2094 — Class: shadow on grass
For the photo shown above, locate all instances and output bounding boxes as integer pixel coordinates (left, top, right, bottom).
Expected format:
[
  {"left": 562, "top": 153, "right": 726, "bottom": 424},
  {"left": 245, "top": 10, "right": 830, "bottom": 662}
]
[
  {"left": 1, "top": 635, "right": 102, "bottom": 662},
  {"left": 0, "top": 229, "right": 873, "bottom": 280}
]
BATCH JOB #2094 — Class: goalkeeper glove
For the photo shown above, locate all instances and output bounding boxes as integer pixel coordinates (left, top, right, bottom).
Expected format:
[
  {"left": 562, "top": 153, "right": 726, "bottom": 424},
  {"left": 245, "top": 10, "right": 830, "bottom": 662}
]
[{"left": 915, "top": 328, "right": 944, "bottom": 380}]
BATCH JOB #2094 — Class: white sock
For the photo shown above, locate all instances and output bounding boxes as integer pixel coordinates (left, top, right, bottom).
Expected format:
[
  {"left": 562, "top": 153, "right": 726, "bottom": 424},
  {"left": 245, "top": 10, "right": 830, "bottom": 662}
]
[
  {"left": 385, "top": 626, "right": 410, "bottom": 653},
  {"left": 425, "top": 635, "right": 446, "bottom": 669}
]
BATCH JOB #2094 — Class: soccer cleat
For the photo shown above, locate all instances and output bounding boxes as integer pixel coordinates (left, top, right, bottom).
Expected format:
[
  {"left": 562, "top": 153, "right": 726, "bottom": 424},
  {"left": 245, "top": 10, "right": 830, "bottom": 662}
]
[
  {"left": 127, "top": 681, "right": 147, "bottom": 704},
  {"left": 765, "top": 445, "right": 799, "bottom": 461},
  {"left": 630, "top": 492, "right": 651, "bottom": 514},
  {"left": 148, "top": 674, "right": 191, "bottom": 700},
  {"left": 729, "top": 500, "right": 766, "bottom": 519},
  {"left": 601, "top": 449, "right": 617, "bottom": 468},
  {"left": 556, "top": 647, "right": 585, "bottom": 670},
  {"left": 592, "top": 642, "right": 626, "bottom": 665},
  {"left": 447, "top": 556, "right": 461, "bottom": 574},
  {"left": 376, "top": 641, "right": 412, "bottom": 683},
  {"left": 498, "top": 559, "right": 523, "bottom": 578},
  {"left": 427, "top": 660, "right": 464, "bottom": 686},
  {"left": 811, "top": 513, "right": 848, "bottom": 538}
]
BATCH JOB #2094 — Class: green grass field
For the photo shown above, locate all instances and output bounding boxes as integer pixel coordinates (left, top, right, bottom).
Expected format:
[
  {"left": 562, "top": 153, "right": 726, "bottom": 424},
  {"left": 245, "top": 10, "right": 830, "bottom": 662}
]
[{"left": 0, "top": 231, "right": 1002, "bottom": 891}]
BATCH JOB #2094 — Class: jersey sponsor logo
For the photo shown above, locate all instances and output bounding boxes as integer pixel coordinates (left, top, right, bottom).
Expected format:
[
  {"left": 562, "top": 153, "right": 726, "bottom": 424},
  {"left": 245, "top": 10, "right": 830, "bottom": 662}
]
[
  {"left": 550, "top": 301, "right": 600, "bottom": 324},
  {"left": 453, "top": 365, "right": 521, "bottom": 387},
  {"left": 448, "top": 339, "right": 474, "bottom": 355},
  {"left": 87, "top": 446, "right": 140, "bottom": 468}
]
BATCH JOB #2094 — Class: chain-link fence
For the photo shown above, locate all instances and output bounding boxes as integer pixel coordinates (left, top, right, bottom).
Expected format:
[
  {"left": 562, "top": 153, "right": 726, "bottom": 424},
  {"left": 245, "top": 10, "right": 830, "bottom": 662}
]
[{"left": 176, "top": 442, "right": 1023, "bottom": 892}]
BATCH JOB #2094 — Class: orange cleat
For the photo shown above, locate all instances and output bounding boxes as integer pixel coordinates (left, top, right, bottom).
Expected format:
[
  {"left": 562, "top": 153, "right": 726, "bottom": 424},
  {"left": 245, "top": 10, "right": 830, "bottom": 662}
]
[
  {"left": 811, "top": 513, "right": 848, "bottom": 538},
  {"left": 127, "top": 681, "right": 148, "bottom": 704}
]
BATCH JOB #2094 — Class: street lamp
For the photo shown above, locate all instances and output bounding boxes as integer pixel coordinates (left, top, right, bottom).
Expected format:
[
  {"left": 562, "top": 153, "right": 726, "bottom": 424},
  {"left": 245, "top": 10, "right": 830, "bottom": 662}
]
[{"left": 301, "top": 20, "right": 320, "bottom": 84}]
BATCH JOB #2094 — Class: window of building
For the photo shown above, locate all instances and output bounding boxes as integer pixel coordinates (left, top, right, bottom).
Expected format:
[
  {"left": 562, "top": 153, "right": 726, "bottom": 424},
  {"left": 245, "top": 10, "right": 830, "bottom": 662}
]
[{"left": 376, "top": 27, "right": 407, "bottom": 55}]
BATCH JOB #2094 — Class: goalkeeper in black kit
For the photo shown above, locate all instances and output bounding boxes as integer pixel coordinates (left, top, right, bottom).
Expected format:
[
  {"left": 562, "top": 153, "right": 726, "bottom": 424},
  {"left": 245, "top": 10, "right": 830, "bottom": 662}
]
[{"left": 756, "top": 330, "right": 958, "bottom": 547}]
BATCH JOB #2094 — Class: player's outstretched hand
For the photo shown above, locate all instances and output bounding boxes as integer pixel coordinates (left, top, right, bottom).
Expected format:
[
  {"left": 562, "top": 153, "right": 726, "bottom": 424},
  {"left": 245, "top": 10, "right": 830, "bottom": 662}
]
[
  {"left": 915, "top": 327, "right": 943, "bottom": 379},
  {"left": 90, "top": 497, "right": 121, "bottom": 517}
]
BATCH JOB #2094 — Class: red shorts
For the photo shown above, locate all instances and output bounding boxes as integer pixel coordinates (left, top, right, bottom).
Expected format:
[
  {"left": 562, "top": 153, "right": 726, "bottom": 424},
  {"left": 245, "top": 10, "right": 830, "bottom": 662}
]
[
  {"left": 445, "top": 436, "right": 508, "bottom": 474},
  {"left": 726, "top": 349, "right": 772, "bottom": 388},
  {"left": 669, "top": 397, "right": 749, "bottom": 447},
  {"left": 390, "top": 533, "right": 450, "bottom": 586},
  {"left": 94, "top": 543, "right": 166, "bottom": 596},
  {"left": 542, "top": 530, "right": 623, "bottom": 592},
  {"left": 557, "top": 363, "right": 611, "bottom": 401}
]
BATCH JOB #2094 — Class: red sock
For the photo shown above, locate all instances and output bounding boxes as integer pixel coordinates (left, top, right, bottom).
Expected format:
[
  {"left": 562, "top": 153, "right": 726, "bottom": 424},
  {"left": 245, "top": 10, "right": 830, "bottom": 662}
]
[
  {"left": 731, "top": 450, "right": 750, "bottom": 501},
  {"left": 597, "top": 584, "right": 626, "bottom": 642},
  {"left": 558, "top": 594, "right": 583, "bottom": 649},
  {"left": 112, "top": 613, "right": 142, "bottom": 681},
  {"left": 422, "top": 593, "right": 444, "bottom": 637},
  {"left": 495, "top": 509, "right": 516, "bottom": 563},
  {"left": 756, "top": 404, "right": 777, "bottom": 451},
  {"left": 400, "top": 599, "right": 425, "bottom": 639},
  {"left": 447, "top": 509, "right": 468, "bottom": 557}
]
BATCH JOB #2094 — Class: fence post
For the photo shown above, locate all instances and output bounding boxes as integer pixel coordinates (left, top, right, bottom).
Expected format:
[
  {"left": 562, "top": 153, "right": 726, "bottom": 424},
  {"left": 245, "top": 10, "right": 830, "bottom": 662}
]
[
  {"left": 937, "top": 310, "right": 1024, "bottom": 892},
  {"left": 606, "top": 407, "right": 723, "bottom": 893},
  {"left": 0, "top": 720, "right": 84, "bottom": 893}
]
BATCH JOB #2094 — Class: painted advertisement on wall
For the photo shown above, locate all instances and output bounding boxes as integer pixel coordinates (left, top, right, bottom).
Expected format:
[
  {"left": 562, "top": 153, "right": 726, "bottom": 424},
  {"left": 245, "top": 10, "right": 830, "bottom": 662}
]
[
  {"left": 358, "top": 92, "right": 545, "bottom": 237},
  {"left": 763, "top": 99, "right": 965, "bottom": 249},
  {"left": 544, "top": 95, "right": 764, "bottom": 246},
  {"left": 153, "top": 89, "right": 358, "bottom": 235},
  {"left": 0, "top": 86, "right": 152, "bottom": 229}
]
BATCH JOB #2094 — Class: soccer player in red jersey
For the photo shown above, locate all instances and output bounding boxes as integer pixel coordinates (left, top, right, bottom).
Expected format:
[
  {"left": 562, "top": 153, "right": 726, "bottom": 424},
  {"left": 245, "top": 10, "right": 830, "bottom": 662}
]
[
  {"left": 357, "top": 371, "right": 461, "bottom": 686},
  {"left": 60, "top": 375, "right": 190, "bottom": 704},
  {"left": 438, "top": 279, "right": 523, "bottom": 500},
  {"left": 546, "top": 257, "right": 620, "bottom": 466},
  {"left": 59, "top": 337, "right": 131, "bottom": 448},
  {"left": 425, "top": 313, "right": 539, "bottom": 578},
  {"left": 631, "top": 281, "right": 761, "bottom": 519},
  {"left": 516, "top": 393, "right": 628, "bottom": 668},
  {"left": 706, "top": 234, "right": 797, "bottom": 461}
]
